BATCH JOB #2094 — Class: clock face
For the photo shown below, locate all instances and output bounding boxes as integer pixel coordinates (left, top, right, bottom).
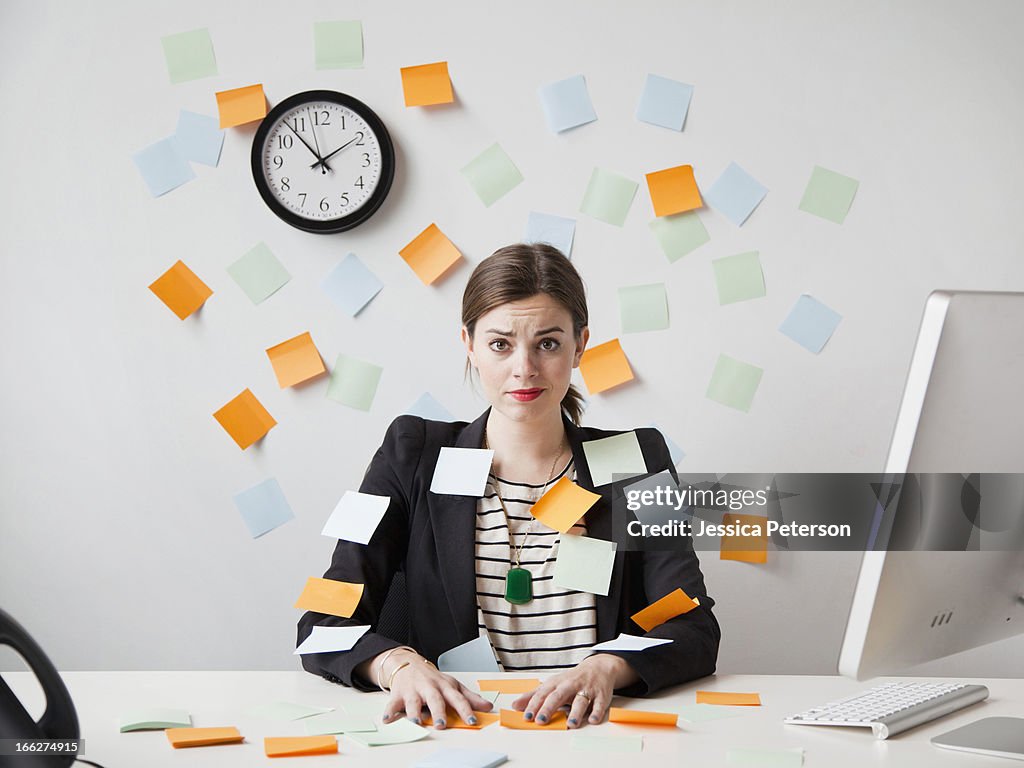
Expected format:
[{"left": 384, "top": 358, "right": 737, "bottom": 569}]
[{"left": 251, "top": 91, "right": 395, "bottom": 233}]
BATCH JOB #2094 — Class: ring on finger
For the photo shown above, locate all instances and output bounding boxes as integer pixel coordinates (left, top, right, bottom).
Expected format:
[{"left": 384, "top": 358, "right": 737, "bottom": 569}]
[{"left": 575, "top": 690, "right": 592, "bottom": 702}]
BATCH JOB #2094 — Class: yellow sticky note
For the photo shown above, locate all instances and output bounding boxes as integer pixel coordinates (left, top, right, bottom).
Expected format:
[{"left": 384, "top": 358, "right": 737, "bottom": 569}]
[
  {"left": 400, "top": 61, "right": 454, "bottom": 107},
  {"left": 421, "top": 711, "right": 499, "bottom": 729},
  {"left": 608, "top": 707, "right": 678, "bottom": 727},
  {"left": 266, "top": 332, "right": 327, "bottom": 388},
  {"left": 529, "top": 477, "right": 600, "bottom": 533},
  {"left": 631, "top": 588, "right": 700, "bottom": 632},
  {"left": 294, "top": 576, "right": 364, "bottom": 618},
  {"left": 149, "top": 260, "right": 212, "bottom": 320},
  {"left": 216, "top": 83, "right": 267, "bottom": 128},
  {"left": 695, "top": 690, "right": 761, "bottom": 706},
  {"left": 720, "top": 513, "right": 768, "bottom": 564},
  {"left": 579, "top": 339, "right": 634, "bottom": 394},
  {"left": 166, "top": 726, "right": 243, "bottom": 748},
  {"left": 478, "top": 678, "right": 541, "bottom": 694},
  {"left": 646, "top": 164, "right": 702, "bottom": 217},
  {"left": 213, "top": 389, "right": 276, "bottom": 450},
  {"left": 399, "top": 223, "right": 462, "bottom": 285},
  {"left": 499, "top": 709, "right": 568, "bottom": 730},
  {"left": 264, "top": 735, "right": 337, "bottom": 757}
]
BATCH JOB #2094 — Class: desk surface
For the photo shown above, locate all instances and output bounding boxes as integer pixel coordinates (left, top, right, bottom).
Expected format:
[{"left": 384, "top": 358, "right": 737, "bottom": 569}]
[{"left": 5, "top": 672, "right": 1022, "bottom": 766}]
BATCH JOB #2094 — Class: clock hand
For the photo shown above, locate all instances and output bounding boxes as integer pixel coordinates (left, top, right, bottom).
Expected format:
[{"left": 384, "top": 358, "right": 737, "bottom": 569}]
[
  {"left": 305, "top": 108, "right": 329, "bottom": 175},
  {"left": 283, "top": 119, "right": 331, "bottom": 173},
  {"left": 310, "top": 134, "right": 361, "bottom": 170}
]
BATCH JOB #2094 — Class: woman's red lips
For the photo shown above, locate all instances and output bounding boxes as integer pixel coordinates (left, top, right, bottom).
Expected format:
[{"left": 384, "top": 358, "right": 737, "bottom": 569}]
[{"left": 509, "top": 389, "right": 543, "bottom": 401}]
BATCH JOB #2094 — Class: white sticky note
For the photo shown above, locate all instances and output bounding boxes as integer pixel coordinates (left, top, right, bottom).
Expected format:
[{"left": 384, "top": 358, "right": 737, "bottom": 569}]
[
  {"left": 321, "top": 491, "right": 391, "bottom": 545},
  {"left": 553, "top": 534, "right": 617, "bottom": 596},
  {"left": 247, "top": 701, "right": 333, "bottom": 721},
  {"left": 437, "top": 635, "right": 500, "bottom": 673},
  {"left": 581, "top": 431, "right": 649, "bottom": 486},
  {"left": 430, "top": 447, "right": 494, "bottom": 496},
  {"left": 591, "top": 633, "right": 673, "bottom": 652},
  {"left": 294, "top": 625, "right": 371, "bottom": 655},
  {"left": 303, "top": 709, "right": 377, "bottom": 735},
  {"left": 413, "top": 748, "right": 508, "bottom": 768}
]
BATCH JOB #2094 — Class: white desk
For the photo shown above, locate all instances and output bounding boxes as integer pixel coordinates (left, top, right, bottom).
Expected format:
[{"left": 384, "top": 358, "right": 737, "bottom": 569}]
[{"left": 5, "top": 672, "right": 1022, "bottom": 766}]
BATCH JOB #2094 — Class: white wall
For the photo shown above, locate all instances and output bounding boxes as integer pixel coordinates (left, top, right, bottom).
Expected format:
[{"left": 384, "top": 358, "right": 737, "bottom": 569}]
[{"left": 1, "top": 0, "right": 1022, "bottom": 676}]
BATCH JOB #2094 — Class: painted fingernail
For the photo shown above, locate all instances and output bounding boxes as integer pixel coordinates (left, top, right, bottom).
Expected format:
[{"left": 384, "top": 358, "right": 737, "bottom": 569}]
[
  {"left": 589, "top": 715, "right": 599, "bottom": 724},
  {"left": 437, "top": 719, "right": 446, "bottom": 729},
  {"left": 468, "top": 716, "right": 478, "bottom": 725},
  {"left": 537, "top": 714, "right": 548, "bottom": 723},
  {"left": 381, "top": 713, "right": 390, "bottom": 721},
  {"left": 524, "top": 711, "right": 534, "bottom": 721},
  {"left": 568, "top": 717, "right": 578, "bottom": 726},
  {"left": 411, "top": 717, "right": 421, "bottom": 724}
]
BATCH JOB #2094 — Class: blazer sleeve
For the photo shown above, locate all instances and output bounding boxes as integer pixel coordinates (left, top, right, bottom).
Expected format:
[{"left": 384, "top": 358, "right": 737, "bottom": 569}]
[{"left": 296, "top": 415, "right": 423, "bottom": 690}]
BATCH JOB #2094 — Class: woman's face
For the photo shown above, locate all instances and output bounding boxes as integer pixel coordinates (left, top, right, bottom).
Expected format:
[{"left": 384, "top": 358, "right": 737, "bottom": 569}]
[{"left": 462, "top": 293, "right": 589, "bottom": 424}]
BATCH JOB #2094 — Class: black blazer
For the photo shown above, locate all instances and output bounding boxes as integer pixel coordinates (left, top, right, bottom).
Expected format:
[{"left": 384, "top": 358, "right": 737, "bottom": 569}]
[{"left": 297, "top": 407, "right": 720, "bottom": 697}]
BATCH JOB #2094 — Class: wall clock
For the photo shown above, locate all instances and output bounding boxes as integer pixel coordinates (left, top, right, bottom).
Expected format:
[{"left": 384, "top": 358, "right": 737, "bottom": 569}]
[{"left": 251, "top": 90, "right": 395, "bottom": 234}]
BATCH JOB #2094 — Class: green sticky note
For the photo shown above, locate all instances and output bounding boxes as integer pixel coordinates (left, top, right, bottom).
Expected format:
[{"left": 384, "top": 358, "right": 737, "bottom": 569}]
[
  {"left": 799, "top": 165, "right": 858, "bottom": 224},
  {"left": 327, "top": 354, "right": 383, "bottom": 411},
  {"left": 649, "top": 212, "right": 710, "bottom": 262},
  {"left": 712, "top": 251, "right": 765, "bottom": 305},
  {"left": 119, "top": 708, "right": 191, "bottom": 732},
  {"left": 553, "top": 534, "right": 617, "bottom": 595},
  {"left": 727, "top": 747, "right": 804, "bottom": 768},
  {"left": 706, "top": 354, "right": 763, "bottom": 412},
  {"left": 571, "top": 733, "right": 644, "bottom": 753},
  {"left": 314, "top": 20, "right": 364, "bottom": 69},
  {"left": 346, "top": 718, "right": 429, "bottom": 746},
  {"left": 580, "top": 168, "right": 638, "bottom": 226},
  {"left": 303, "top": 710, "right": 376, "bottom": 735},
  {"left": 581, "top": 431, "right": 648, "bottom": 486},
  {"left": 480, "top": 690, "right": 501, "bottom": 705},
  {"left": 246, "top": 701, "right": 333, "bottom": 721},
  {"left": 461, "top": 143, "right": 523, "bottom": 207},
  {"left": 161, "top": 28, "right": 217, "bottom": 84},
  {"left": 227, "top": 243, "right": 291, "bottom": 304},
  {"left": 619, "top": 283, "right": 668, "bottom": 333}
]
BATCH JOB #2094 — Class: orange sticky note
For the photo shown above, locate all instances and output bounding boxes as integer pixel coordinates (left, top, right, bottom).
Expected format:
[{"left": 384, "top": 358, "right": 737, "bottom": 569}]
[
  {"left": 499, "top": 709, "right": 568, "bottom": 730},
  {"left": 399, "top": 223, "right": 462, "bottom": 285},
  {"left": 695, "top": 690, "right": 761, "bottom": 706},
  {"left": 579, "top": 339, "right": 635, "bottom": 394},
  {"left": 478, "top": 678, "right": 541, "bottom": 694},
  {"left": 264, "top": 735, "right": 338, "bottom": 757},
  {"left": 213, "top": 389, "right": 276, "bottom": 450},
  {"left": 400, "top": 61, "right": 454, "bottom": 107},
  {"left": 631, "top": 588, "right": 700, "bottom": 632},
  {"left": 720, "top": 513, "right": 768, "bottom": 564},
  {"left": 608, "top": 707, "right": 678, "bottom": 727},
  {"left": 266, "top": 332, "right": 327, "bottom": 388},
  {"left": 216, "top": 83, "right": 267, "bottom": 128},
  {"left": 421, "top": 711, "right": 499, "bottom": 729},
  {"left": 530, "top": 477, "right": 600, "bottom": 533},
  {"left": 294, "top": 576, "right": 364, "bottom": 618},
  {"left": 149, "top": 260, "right": 213, "bottom": 320},
  {"left": 166, "top": 726, "right": 243, "bottom": 748},
  {"left": 646, "top": 164, "right": 702, "bottom": 217}
]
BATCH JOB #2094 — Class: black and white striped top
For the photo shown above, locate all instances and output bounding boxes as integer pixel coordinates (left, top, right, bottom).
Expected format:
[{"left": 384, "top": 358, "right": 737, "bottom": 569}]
[{"left": 474, "top": 458, "right": 598, "bottom": 671}]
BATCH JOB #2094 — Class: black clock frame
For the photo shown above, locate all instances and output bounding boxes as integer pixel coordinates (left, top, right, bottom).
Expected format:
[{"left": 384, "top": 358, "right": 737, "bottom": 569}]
[{"left": 250, "top": 90, "right": 396, "bottom": 234}]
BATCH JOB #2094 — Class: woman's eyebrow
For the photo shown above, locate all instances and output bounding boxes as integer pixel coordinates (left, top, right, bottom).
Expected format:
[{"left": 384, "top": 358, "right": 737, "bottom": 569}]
[{"left": 484, "top": 326, "right": 565, "bottom": 336}]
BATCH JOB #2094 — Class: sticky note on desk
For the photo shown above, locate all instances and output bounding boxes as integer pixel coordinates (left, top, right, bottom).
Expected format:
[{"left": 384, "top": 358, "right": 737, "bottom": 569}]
[
  {"left": 530, "top": 477, "right": 600, "bottom": 533},
  {"left": 326, "top": 354, "right": 383, "bottom": 411},
  {"left": 119, "top": 708, "right": 191, "bottom": 732},
  {"left": 778, "top": 295, "right": 842, "bottom": 354},
  {"left": 696, "top": 690, "right": 762, "bottom": 706},
  {"left": 294, "top": 625, "right": 370, "bottom": 655},
  {"left": 461, "top": 143, "right": 523, "bottom": 207},
  {"left": 414, "top": 748, "right": 508, "bottom": 768},
  {"left": 636, "top": 74, "right": 693, "bottom": 131},
  {"left": 499, "top": 709, "right": 568, "bottom": 729},
  {"left": 399, "top": 223, "right": 462, "bottom": 285},
  {"left": 591, "top": 633, "right": 672, "bottom": 652},
  {"left": 149, "top": 260, "right": 212, "bottom": 320},
  {"left": 649, "top": 212, "right": 710, "bottom": 263},
  {"left": 213, "top": 389, "right": 276, "bottom": 450},
  {"left": 303, "top": 709, "right": 376, "bottom": 735},
  {"left": 581, "top": 431, "right": 647, "bottom": 486},
  {"left": 538, "top": 74, "right": 596, "bottom": 133},
  {"left": 265, "top": 735, "right": 338, "bottom": 757},
  {"left": 579, "top": 339, "right": 635, "bottom": 395},
  {"left": 631, "top": 588, "right": 700, "bottom": 632},
  {"left": 646, "top": 164, "right": 702, "bottom": 216},
  {"left": 422, "top": 711, "right": 500, "bottom": 729},
  {"left": 430, "top": 447, "right": 494, "bottom": 496},
  {"left": 166, "top": 726, "right": 243, "bottom": 748},
  {"left": 608, "top": 707, "right": 678, "bottom": 727},
  {"left": 438, "top": 635, "right": 500, "bottom": 673},
  {"left": 799, "top": 165, "right": 858, "bottom": 224},
  {"left": 713, "top": 251, "right": 765, "bottom": 305},
  {"left": 294, "top": 577, "right": 364, "bottom": 618},
  {"left": 706, "top": 354, "right": 763, "bottom": 413},
  {"left": 233, "top": 478, "right": 294, "bottom": 538},
  {"left": 321, "top": 253, "right": 383, "bottom": 317},
  {"left": 720, "top": 513, "right": 768, "bottom": 564},
  {"left": 553, "top": 534, "right": 617, "bottom": 596},
  {"left": 347, "top": 718, "right": 429, "bottom": 746},
  {"left": 314, "top": 20, "right": 363, "bottom": 69},
  {"left": 216, "top": 84, "right": 267, "bottom": 129},
  {"left": 228, "top": 243, "right": 291, "bottom": 305},
  {"left": 580, "top": 168, "right": 637, "bottom": 226},
  {"left": 705, "top": 162, "right": 768, "bottom": 226},
  {"left": 479, "top": 679, "right": 540, "bottom": 694},
  {"left": 321, "top": 491, "right": 390, "bottom": 545},
  {"left": 266, "top": 332, "right": 326, "bottom": 388},
  {"left": 133, "top": 137, "right": 195, "bottom": 197},
  {"left": 401, "top": 61, "right": 454, "bottom": 106},
  {"left": 248, "top": 701, "right": 333, "bottom": 721},
  {"left": 727, "top": 747, "right": 804, "bottom": 767},
  {"left": 160, "top": 28, "right": 217, "bottom": 84}
]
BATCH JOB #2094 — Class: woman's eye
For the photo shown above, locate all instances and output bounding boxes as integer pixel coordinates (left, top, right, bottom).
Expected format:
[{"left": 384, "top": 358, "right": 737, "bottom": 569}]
[
  {"left": 540, "top": 338, "right": 560, "bottom": 350},
  {"left": 489, "top": 339, "right": 508, "bottom": 351}
]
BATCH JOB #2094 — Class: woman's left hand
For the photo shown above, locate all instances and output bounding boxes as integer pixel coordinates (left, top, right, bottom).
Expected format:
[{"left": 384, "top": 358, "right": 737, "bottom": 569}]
[{"left": 510, "top": 653, "right": 639, "bottom": 728}]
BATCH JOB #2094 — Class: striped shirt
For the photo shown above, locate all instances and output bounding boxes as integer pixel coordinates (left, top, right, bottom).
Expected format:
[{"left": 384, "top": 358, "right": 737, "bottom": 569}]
[{"left": 474, "top": 457, "right": 598, "bottom": 671}]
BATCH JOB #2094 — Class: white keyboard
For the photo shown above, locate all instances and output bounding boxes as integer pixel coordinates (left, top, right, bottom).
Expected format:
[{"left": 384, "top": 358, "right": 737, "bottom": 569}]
[{"left": 785, "top": 681, "right": 989, "bottom": 739}]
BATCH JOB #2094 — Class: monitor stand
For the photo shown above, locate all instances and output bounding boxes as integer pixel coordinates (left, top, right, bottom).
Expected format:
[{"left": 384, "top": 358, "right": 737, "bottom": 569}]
[{"left": 932, "top": 717, "right": 1024, "bottom": 761}]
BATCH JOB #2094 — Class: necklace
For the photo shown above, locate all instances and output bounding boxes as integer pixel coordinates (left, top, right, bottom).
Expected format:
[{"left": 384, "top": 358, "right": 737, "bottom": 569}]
[{"left": 484, "top": 430, "right": 567, "bottom": 605}]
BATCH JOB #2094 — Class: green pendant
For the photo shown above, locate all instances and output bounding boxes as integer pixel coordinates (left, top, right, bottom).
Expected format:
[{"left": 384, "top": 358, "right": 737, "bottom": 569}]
[{"left": 504, "top": 567, "right": 533, "bottom": 605}]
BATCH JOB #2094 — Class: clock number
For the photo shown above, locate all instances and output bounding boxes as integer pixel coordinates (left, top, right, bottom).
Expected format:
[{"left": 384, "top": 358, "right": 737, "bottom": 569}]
[
  {"left": 355, "top": 131, "right": 365, "bottom": 146},
  {"left": 295, "top": 116, "right": 307, "bottom": 132},
  {"left": 277, "top": 134, "right": 293, "bottom": 150},
  {"left": 281, "top": 177, "right": 290, "bottom": 191},
  {"left": 340, "top": 192, "right": 349, "bottom": 206},
  {"left": 297, "top": 193, "right": 307, "bottom": 207},
  {"left": 354, "top": 176, "right": 365, "bottom": 189},
  {"left": 339, "top": 115, "right": 346, "bottom": 130},
  {"left": 361, "top": 153, "right": 370, "bottom": 167},
  {"left": 314, "top": 110, "right": 330, "bottom": 126},
  {"left": 320, "top": 197, "right": 330, "bottom": 212},
  {"left": 272, "top": 155, "right": 283, "bottom": 169}
]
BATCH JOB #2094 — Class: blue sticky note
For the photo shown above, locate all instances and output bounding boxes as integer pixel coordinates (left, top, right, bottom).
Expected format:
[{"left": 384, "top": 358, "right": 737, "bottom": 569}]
[
  {"left": 174, "top": 110, "right": 224, "bottom": 167},
  {"left": 132, "top": 137, "right": 195, "bottom": 197},
  {"left": 649, "top": 422, "right": 685, "bottom": 465},
  {"left": 437, "top": 636, "right": 500, "bottom": 673},
  {"left": 405, "top": 392, "right": 454, "bottom": 422},
  {"left": 320, "top": 253, "right": 383, "bottom": 317},
  {"left": 778, "top": 294, "right": 842, "bottom": 353},
  {"left": 538, "top": 75, "right": 597, "bottom": 133},
  {"left": 704, "top": 162, "right": 768, "bottom": 226},
  {"left": 524, "top": 212, "right": 576, "bottom": 258},
  {"left": 636, "top": 74, "right": 694, "bottom": 131},
  {"left": 233, "top": 478, "right": 294, "bottom": 538}
]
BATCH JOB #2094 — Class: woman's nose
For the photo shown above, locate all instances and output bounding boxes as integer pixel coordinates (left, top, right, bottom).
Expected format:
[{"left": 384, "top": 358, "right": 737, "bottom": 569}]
[{"left": 512, "top": 347, "right": 538, "bottom": 378}]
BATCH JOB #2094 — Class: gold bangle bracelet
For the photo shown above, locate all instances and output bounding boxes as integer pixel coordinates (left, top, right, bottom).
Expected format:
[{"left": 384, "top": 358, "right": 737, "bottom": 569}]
[{"left": 385, "top": 660, "right": 411, "bottom": 691}]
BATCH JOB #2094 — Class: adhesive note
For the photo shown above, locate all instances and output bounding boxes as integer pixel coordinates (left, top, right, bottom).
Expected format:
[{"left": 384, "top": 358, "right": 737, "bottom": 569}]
[
  {"left": 619, "top": 283, "right": 669, "bottom": 333},
  {"left": 636, "top": 74, "right": 693, "bottom": 131},
  {"left": 399, "top": 223, "right": 462, "bottom": 285},
  {"left": 346, "top": 718, "right": 429, "bottom": 746},
  {"left": 778, "top": 295, "right": 842, "bottom": 353},
  {"left": 266, "top": 332, "right": 326, "bottom": 388},
  {"left": 421, "top": 711, "right": 500, "bottom": 729},
  {"left": 320, "top": 253, "right": 383, "bottom": 317},
  {"left": 294, "top": 577, "right": 364, "bottom": 618},
  {"left": 438, "top": 635, "right": 500, "bottom": 673},
  {"left": 401, "top": 61, "right": 454, "bottom": 106},
  {"left": 414, "top": 748, "right": 508, "bottom": 768},
  {"left": 696, "top": 690, "right": 762, "bottom": 706},
  {"left": 706, "top": 354, "right": 763, "bottom": 412},
  {"left": 649, "top": 212, "right": 709, "bottom": 263},
  {"left": 294, "top": 625, "right": 370, "bottom": 655},
  {"left": 160, "top": 28, "right": 217, "bottom": 84},
  {"left": 132, "top": 137, "right": 195, "bottom": 197},
  {"left": 430, "top": 447, "right": 494, "bottom": 496},
  {"left": 481, "top": 690, "right": 501, "bottom": 705},
  {"left": 553, "top": 534, "right": 617, "bottom": 596},
  {"left": 478, "top": 679, "right": 540, "bottom": 694},
  {"left": 581, "top": 431, "right": 647, "bottom": 487},
  {"left": 248, "top": 701, "right": 333, "bottom": 721},
  {"left": 321, "top": 490, "right": 390, "bottom": 545},
  {"left": 678, "top": 704, "right": 746, "bottom": 723},
  {"left": 227, "top": 243, "right": 291, "bottom": 304},
  {"left": 166, "top": 726, "right": 243, "bottom": 748},
  {"left": 213, "top": 389, "right": 276, "bottom": 450},
  {"left": 524, "top": 212, "right": 576, "bottom": 258},
  {"left": 119, "top": 709, "right": 191, "bottom": 732},
  {"left": 303, "top": 709, "right": 376, "bottom": 735},
  {"left": 499, "top": 709, "right": 568, "bottom": 729},
  {"left": 405, "top": 392, "right": 454, "bottom": 422},
  {"left": 608, "top": 707, "right": 678, "bottom": 727},
  {"left": 461, "top": 143, "right": 523, "bottom": 207},
  {"left": 727, "top": 748, "right": 804, "bottom": 768},
  {"left": 529, "top": 477, "right": 600, "bottom": 533},
  {"left": 538, "top": 75, "right": 597, "bottom": 133},
  {"left": 313, "top": 20, "right": 363, "bottom": 69},
  {"left": 233, "top": 478, "right": 294, "bottom": 538},
  {"left": 215, "top": 83, "right": 267, "bottom": 129},
  {"left": 646, "top": 165, "right": 702, "bottom": 216},
  {"left": 580, "top": 168, "right": 638, "bottom": 226},
  {"left": 799, "top": 165, "right": 858, "bottom": 224},
  {"left": 579, "top": 339, "right": 634, "bottom": 395},
  {"left": 265, "top": 736, "right": 338, "bottom": 757},
  {"left": 648, "top": 423, "right": 685, "bottom": 466},
  {"left": 571, "top": 733, "right": 644, "bottom": 752},
  {"left": 591, "top": 633, "right": 673, "bottom": 652},
  {"left": 720, "top": 513, "right": 769, "bottom": 564},
  {"left": 713, "top": 251, "right": 765, "bottom": 305},
  {"left": 325, "top": 354, "right": 382, "bottom": 411},
  {"left": 148, "top": 260, "right": 212, "bottom": 320},
  {"left": 174, "top": 110, "right": 223, "bottom": 166},
  {"left": 704, "top": 162, "right": 768, "bottom": 226},
  {"left": 631, "top": 588, "right": 700, "bottom": 632}
]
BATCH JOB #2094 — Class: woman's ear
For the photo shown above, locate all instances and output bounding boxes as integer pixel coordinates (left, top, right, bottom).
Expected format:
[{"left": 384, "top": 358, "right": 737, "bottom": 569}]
[
  {"left": 461, "top": 326, "right": 477, "bottom": 367},
  {"left": 572, "top": 326, "right": 590, "bottom": 367}
]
